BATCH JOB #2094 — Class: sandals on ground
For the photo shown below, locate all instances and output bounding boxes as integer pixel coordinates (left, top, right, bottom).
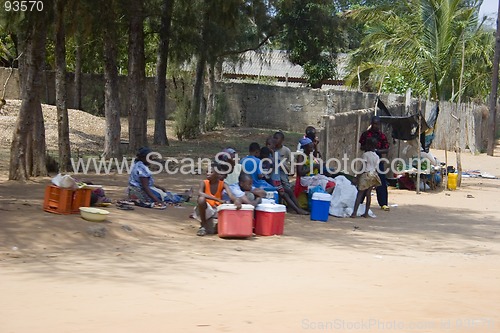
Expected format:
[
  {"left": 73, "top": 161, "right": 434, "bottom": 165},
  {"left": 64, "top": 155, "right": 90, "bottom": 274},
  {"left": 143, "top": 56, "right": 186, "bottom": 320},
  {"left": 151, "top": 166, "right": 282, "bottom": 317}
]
[{"left": 116, "top": 203, "right": 134, "bottom": 210}]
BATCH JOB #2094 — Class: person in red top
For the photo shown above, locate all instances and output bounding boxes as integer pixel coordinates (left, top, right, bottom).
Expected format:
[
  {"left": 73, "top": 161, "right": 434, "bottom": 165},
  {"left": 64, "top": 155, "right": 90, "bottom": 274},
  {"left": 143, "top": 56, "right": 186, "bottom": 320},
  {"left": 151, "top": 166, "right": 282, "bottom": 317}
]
[
  {"left": 195, "top": 162, "right": 239, "bottom": 236},
  {"left": 359, "top": 116, "right": 390, "bottom": 211}
]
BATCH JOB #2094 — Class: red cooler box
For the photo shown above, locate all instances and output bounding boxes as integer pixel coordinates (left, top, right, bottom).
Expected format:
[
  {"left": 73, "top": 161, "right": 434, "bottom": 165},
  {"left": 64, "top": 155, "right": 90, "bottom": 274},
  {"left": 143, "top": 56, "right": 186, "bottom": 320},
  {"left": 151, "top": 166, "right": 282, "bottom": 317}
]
[
  {"left": 255, "top": 203, "right": 286, "bottom": 236},
  {"left": 217, "top": 204, "right": 254, "bottom": 238}
]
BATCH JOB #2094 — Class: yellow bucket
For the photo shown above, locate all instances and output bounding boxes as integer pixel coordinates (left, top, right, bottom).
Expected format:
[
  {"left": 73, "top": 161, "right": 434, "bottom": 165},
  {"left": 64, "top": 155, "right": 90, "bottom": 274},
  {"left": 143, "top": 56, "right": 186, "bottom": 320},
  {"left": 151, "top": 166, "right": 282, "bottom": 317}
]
[{"left": 447, "top": 173, "right": 458, "bottom": 190}]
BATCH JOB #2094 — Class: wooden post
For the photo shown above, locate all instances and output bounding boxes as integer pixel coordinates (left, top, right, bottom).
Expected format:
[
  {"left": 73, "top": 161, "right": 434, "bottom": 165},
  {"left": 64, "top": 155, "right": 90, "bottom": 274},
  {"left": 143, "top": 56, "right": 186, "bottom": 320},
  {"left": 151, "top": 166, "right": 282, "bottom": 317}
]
[
  {"left": 451, "top": 106, "right": 462, "bottom": 188},
  {"left": 357, "top": 66, "right": 361, "bottom": 91},
  {"left": 324, "top": 115, "right": 330, "bottom": 162},
  {"left": 355, "top": 113, "right": 361, "bottom": 158},
  {"left": 405, "top": 88, "right": 412, "bottom": 115},
  {"left": 416, "top": 99, "right": 422, "bottom": 194},
  {"left": 487, "top": 0, "right": 500, "bottom": 156},
  {"left": 444, "top": 138, "right": 448, "bottom": 189}
]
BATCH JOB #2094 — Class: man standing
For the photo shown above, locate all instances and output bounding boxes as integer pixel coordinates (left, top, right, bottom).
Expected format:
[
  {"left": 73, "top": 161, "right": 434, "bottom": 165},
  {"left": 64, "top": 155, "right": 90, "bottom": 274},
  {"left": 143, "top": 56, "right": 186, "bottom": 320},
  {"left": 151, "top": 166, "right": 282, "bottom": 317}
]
[{"left": 359, "top": 116, "right": 390, "bottom": 211}]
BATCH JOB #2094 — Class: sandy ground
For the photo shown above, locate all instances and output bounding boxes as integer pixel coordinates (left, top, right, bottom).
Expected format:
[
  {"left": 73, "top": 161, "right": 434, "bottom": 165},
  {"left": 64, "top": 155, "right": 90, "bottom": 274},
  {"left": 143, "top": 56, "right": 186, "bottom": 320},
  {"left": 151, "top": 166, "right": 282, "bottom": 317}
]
[
  {"left": 0, "top": 147, "right": 499, "bottom": 333},
  {"left": 1, "top": 99, "right": 500, "bottom": 332}
]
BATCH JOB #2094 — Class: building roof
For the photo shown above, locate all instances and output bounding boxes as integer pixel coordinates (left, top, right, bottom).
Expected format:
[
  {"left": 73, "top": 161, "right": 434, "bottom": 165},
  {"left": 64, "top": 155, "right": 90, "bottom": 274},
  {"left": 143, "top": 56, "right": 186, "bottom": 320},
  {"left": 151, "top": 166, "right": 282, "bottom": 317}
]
[{"left": 222, "top": 50, "right": 347, "bottom": 82}]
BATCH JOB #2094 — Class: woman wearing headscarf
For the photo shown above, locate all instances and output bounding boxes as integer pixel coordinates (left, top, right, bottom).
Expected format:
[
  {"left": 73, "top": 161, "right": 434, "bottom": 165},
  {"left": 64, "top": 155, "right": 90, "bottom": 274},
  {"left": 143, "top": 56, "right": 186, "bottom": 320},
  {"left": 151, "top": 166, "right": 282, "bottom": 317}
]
[{"left": 127, "top": 147, "right": 191, "bottom": 208}]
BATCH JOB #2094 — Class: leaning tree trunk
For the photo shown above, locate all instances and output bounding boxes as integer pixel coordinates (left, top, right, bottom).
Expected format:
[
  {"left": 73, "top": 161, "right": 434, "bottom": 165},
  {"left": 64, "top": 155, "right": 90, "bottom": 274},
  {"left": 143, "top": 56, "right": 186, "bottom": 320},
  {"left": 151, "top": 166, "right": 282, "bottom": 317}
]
[
  {"left": 153, "top": 0, "right": 175, "bottom": 146},
  {"left": 102, "top": 1, "right": 121, "bottom": 159},
  {"left": 55, "top": 0, "right": 72, "bottom": 172},
  {"left": 127, "top": 0, "right": 148, "bottom": 153},
  {"left": 9, "top": 20, "right": 47, "bottom": 180},
  {"left": 74, "top": 32, "right": 82, "bottom": 110}
]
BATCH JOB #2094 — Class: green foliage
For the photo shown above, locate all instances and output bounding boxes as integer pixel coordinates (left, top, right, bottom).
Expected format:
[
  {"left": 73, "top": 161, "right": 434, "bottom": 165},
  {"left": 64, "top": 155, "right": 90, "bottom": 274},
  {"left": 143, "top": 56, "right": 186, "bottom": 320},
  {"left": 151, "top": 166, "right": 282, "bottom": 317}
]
[
  {"left": 170, "top": 70, "right": 198, "bottom": 140},
  {"left": 0, "top": 31, "right": 17, "bottom": 66},
  {"left": 345, "top": 0, "right": 492, "bottom": 101},
  {"left": 205, "top": 91, "right": 227, "bottom": 131},
  {"left": 81, "top": 81, "right": 105, "bottom": 116},
  {"left": 276, "top": 0, "right": 346, "bottom": 87},
  {"left": 302, "top": 57, "right": 337, "bottom": 88}
]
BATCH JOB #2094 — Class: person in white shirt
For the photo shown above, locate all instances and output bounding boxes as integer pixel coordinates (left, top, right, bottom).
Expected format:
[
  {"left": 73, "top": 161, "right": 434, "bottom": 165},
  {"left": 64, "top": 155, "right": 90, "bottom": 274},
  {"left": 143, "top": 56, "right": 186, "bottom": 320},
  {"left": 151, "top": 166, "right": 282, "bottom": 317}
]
[
  {"left": 217, "top": 148, "right": 242, "bottom": 186},
  {"left": 351, "top": 137, "right": 381, "bottom": 218}
]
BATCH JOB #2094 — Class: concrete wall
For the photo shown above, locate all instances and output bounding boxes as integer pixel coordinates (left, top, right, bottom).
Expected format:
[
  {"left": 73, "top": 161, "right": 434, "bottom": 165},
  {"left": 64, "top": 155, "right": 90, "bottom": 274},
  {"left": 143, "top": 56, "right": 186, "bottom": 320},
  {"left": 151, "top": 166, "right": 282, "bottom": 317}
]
[
  {"left": 322, "top": 104, "right": 406, "bottom": 171},
  {"left": 320, "top": 100, "right": 491, "bottom": 175},
  {"left": 0, "top": 67, "right": 495, "bottom": 152},
  {"left": 431, "top": 101, "right": 487, "bottom": 154},
  {"left": 0, "top": 67, "right": 176, "bottom": 118},
  {"left": 0, "top": 68, "right": 21, "bottom": 99},
  {"left": 219, "top": 82, "right": 403, "bottom": 132}
]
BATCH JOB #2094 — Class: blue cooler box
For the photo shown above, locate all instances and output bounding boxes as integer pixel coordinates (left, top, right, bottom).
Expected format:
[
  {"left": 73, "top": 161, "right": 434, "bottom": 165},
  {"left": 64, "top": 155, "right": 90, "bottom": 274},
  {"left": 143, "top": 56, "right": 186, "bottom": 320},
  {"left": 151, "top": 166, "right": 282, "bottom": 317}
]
[{"left": 310, "top": 192, "right": 331, "bottom": 222}]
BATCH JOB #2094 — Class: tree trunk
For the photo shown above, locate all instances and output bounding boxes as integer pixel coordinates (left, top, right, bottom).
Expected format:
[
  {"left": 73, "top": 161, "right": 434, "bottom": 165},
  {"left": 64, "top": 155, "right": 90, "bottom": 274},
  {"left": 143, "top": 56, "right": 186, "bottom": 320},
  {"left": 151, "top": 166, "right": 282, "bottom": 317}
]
[
  {"left": 215, "top": 60, "right": 223, "bottom": 81},
  {"left": 127, "top": 0, "right": 147, "bottom": 153},
  {"left": 102, "top": 2, "right": 122, "bottom": 159},
  {"left": 31, "top": 102, "right": 48, "bottom": 176},
  {"left": 192, "top": 53, "right": 206, "bottom": 135},
  {"left": 55, "top": 0, "right": 72, "bottom": 172},
  {"left": 9, "top": 21, "right": 47, "bottom": 180},
  {"left": 74, "top": 32, "right": 82, "bottom": 110},
  {"left": 206, "top": 62, "right": 216, "bottom": 130},
  {"left": 153, "top": 0, "right": 175, "bottom": 146},
  {"left": 192, "top": 2, "right": 210, "bottom": 136}
]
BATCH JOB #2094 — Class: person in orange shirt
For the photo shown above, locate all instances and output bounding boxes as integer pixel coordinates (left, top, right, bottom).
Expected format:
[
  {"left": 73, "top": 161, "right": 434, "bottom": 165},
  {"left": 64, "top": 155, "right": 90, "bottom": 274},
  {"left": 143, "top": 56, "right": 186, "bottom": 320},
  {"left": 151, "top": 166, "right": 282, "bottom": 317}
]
[{"left": 194, "top": 162, "right": 239, "bottom": 236}]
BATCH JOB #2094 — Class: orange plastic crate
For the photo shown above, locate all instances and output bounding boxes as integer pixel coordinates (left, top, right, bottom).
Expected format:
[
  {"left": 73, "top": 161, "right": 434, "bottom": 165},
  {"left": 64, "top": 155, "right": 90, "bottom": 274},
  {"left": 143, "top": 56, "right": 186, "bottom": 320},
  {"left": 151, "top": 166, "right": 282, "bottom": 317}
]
[
  {"left": 71, "top": 188, "right": 92, "bottom": 213},
  {"left": 43, "top": 185, "right": 92, "bottom": 214}
]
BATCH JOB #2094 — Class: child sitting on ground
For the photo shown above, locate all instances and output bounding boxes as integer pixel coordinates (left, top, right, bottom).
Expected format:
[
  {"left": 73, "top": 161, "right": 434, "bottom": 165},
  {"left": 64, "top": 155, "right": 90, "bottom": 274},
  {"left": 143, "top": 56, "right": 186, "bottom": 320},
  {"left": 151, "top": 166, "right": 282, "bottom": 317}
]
[
  {"left": 194, "top": 163, "right": 239, "bottom": 236},
  {"left": 351, "top": 137, "right": 381, "bottom": 218}
]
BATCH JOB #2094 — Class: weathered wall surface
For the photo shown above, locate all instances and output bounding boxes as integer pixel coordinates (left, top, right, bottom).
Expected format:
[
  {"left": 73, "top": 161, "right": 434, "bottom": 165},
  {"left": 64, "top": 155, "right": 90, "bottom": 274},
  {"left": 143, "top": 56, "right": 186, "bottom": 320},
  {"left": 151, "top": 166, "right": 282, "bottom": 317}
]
[
  {"left": 431, "top": 101, "right": 487, "bottom": 154},
  {"left": 322, "top": 104, "right": 406, "bottom": 171},
  {"left": 0, "top": 68, "right": 21, "bottom": 99},
  {"left": 219, "top": 82, "right": 403, "bottom": 132},
  {"left": 321, "top": 100, "right": 491, "bottom": 175},
  {"left": 0, "top": 67, "right": 495, "bottom": 154},
  {"left": 0, "top": 68, "right": 176, "bottom": 118}
]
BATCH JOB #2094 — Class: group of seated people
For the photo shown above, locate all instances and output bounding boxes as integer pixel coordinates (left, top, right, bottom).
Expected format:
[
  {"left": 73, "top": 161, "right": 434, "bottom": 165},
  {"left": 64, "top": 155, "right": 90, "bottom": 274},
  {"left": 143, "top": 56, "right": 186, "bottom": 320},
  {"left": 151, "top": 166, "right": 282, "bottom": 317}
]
[{"left": 125, "top": 127, "right": 340, "bottom": 236}]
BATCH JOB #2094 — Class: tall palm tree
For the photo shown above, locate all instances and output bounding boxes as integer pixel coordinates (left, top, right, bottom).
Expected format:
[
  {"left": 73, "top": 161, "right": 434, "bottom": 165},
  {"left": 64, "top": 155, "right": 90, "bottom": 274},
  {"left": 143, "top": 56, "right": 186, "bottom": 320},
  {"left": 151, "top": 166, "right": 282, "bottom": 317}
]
[{"left": 346, "top": 0, "right": 486, "bottom": 101}]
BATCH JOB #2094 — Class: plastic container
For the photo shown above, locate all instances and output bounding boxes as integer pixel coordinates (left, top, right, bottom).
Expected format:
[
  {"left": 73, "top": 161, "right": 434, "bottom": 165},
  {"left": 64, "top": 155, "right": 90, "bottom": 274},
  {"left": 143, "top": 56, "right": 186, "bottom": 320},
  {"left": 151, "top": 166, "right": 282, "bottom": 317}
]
[
  {"left": 43, "top": 185, "right": 92, "bottom": 214},
  {"left": 217, "top": 204, "right": 254, "bottom": 238},
  {"left": 79, "top": 207, "right": 109, "bottom": 222},
  {"left": 255, "top": 203, "right": 286, "bottom": 236},
  {"left": 447, "top": 173, "right": 458, "bottom": 190},
  {"left": 310, "top": 192, "right": 331, "bottom": 222},
  {"left": 265, "top": 190, "right": 279, "bottom": 204}
]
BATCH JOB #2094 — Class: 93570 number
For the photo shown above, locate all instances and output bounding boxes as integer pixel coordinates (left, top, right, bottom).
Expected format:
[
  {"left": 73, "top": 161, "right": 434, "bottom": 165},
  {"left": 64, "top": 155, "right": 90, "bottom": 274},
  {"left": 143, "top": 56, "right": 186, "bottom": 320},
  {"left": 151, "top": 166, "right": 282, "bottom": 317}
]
[{"left": 4, "top": 1, "right": 44, "bottom": 12}]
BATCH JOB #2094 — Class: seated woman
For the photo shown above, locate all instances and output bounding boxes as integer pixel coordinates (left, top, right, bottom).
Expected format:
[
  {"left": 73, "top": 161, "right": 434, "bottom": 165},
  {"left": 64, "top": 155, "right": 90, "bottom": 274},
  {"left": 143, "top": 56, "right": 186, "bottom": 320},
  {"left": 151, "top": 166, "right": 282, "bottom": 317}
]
[{"left": 127, "top": 147, "right": 191, "bottom": 208}]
